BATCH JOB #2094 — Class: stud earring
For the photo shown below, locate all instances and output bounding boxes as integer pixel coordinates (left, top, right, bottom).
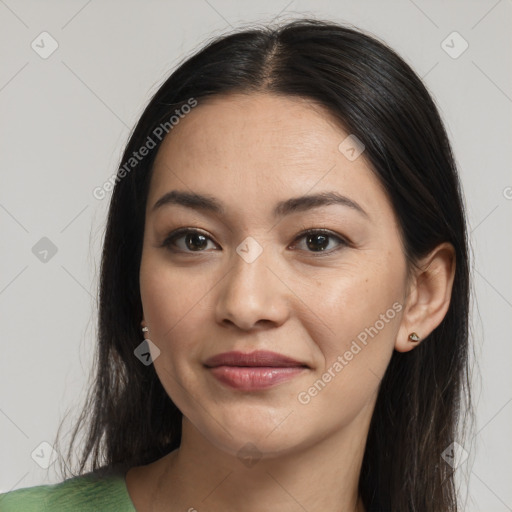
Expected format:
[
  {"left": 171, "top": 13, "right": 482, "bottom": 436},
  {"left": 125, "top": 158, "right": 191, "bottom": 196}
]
[{"left": 408, "top": 332, "right": 420, "bottom": 342}]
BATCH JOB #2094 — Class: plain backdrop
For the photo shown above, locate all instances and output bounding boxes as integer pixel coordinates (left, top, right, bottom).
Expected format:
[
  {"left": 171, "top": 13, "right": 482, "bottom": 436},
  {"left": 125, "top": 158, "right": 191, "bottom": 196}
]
[{"left": 0, "top": 1, "right": 511, "bottom": 510}]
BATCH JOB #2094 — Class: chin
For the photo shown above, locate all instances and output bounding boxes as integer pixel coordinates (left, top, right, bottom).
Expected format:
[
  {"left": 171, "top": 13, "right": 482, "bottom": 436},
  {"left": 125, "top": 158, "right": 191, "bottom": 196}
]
[{"left": 194, "top": 416, "right": 310, "bottom": 460}]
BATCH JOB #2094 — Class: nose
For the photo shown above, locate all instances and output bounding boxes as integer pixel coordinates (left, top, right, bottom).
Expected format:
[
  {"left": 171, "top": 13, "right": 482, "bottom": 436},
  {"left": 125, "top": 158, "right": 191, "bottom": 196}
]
[{"left": 215, "top": 242, "right": 291, "bottom": 331}]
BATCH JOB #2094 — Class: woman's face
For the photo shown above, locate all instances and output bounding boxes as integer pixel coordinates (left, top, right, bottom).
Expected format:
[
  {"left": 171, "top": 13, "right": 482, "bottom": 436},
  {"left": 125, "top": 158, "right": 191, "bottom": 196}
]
[{"left": 139, "top": 92, "right": 410, "bottom": 459}]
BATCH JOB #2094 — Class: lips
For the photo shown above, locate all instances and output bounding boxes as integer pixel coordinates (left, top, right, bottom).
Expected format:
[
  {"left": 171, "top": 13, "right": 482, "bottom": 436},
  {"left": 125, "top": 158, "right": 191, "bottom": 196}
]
[
  {"left": 204, "top": 350, "right": 309, "bottom": 391},
  {"left": 204, "top": 350, "right": 308, "bottom": 368}
]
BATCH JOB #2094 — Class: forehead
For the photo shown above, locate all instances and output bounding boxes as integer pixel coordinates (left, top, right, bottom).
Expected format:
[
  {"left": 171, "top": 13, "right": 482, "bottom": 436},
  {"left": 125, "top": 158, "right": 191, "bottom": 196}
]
[{"left": 148, "top": 93, "right": 392, "bottom": 221}]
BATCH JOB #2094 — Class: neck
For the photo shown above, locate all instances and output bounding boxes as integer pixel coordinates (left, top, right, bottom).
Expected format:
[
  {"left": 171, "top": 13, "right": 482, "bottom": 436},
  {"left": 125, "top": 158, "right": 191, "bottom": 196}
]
[{"left": 144, "top": 409, "right": 371, "bottom": 512}]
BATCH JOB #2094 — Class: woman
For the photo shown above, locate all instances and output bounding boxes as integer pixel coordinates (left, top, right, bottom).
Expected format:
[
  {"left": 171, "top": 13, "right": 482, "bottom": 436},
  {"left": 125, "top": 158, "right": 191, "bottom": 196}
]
[{"left": 0, "top": 18, "right": 472, "bottom": 512}]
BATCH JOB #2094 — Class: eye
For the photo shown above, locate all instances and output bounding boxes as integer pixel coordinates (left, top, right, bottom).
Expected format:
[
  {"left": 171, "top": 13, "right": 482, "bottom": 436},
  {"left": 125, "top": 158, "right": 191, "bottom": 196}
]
[
  {"left": 161, "top": 228, "right": 219, "bottom": 253},
  {"left": 161, "top": 227, "right": 349, "bottom": 255},
  {"left": 290, "top": 228, "right": 348, "bottom": 255}
]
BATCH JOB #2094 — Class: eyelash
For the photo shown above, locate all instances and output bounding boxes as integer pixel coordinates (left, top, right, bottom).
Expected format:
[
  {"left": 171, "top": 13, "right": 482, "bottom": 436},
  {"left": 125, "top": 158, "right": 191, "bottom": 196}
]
[{"left": 160, "top": 227, "right": 349, "bottom": 256}]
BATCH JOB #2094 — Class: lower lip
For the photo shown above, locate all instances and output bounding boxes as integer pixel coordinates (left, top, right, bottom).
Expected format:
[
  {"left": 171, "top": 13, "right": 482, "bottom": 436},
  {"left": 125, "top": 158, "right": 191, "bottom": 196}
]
[{"left": 207, "top": 366, "right": 307, "bottom": 390}]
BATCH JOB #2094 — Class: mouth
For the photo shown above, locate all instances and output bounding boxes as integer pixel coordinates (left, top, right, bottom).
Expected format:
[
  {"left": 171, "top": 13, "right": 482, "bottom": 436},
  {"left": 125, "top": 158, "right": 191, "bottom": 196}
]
[{"left": 204, "top": 350, "right": 309, "bottom": 391}]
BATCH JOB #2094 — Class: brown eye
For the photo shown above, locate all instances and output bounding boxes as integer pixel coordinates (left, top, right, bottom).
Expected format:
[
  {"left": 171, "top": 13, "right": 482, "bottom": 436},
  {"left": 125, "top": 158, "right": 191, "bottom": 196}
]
[
  {"left": 183, "top": 232, "right": 209, "bottom": 251},
  {"left": 305, "top": 233, "right": 330, "bottom": 251},
  {"left": 162, "top": 228, "right": 218, "bottom": 252},
  {"left": 291, "top": 229, "right": 348, "bottom": 254}
]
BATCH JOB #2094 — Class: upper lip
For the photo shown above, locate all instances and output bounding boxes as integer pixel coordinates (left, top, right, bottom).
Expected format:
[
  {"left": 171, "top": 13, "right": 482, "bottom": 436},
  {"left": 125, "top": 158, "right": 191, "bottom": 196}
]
[{"left": 204, "top": 350, "right": 309, "bottom": 368}]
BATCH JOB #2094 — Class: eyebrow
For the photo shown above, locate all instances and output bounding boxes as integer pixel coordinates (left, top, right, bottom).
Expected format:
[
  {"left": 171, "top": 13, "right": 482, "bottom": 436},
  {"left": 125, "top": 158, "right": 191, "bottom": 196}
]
[{"left": 152, "top": 190, "right": 369, "bottom": 219}]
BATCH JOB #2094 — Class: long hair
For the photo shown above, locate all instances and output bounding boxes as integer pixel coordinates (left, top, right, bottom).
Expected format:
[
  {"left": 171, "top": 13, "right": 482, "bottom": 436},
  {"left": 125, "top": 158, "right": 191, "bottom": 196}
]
[{"left": 57, "top": 18, "right": 473, "bottom": 511}]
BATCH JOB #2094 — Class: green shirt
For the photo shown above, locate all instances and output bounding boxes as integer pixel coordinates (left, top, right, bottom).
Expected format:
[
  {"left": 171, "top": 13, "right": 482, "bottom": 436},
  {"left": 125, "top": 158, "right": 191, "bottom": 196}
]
[{"left": 0, "top": 471, "right": 137, "bottom": 511}]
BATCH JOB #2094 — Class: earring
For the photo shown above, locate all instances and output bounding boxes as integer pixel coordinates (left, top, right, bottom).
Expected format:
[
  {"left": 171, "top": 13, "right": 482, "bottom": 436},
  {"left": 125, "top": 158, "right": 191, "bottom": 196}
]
[{"left": 408, "top": 332, "right": 420, "bottom": 342}]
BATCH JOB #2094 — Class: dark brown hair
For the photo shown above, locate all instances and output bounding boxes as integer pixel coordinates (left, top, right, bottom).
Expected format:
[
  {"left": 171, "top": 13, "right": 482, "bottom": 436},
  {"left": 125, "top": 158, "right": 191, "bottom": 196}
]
[{"left": 57, "top": 18, "right": 473, "bottom": 511}]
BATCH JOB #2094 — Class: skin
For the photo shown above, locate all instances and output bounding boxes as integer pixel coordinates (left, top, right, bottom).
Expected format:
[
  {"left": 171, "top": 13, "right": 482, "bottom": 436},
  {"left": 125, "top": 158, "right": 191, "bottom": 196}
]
[{"left": 126, "top": 92, "right": 456, "bottom": 512}]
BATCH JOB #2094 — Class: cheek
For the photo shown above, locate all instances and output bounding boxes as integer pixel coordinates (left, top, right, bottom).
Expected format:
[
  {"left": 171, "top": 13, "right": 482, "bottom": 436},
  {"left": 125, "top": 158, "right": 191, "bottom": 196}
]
[
  {"left": 302, "top": 256, "right": 404, "bottom": 391},
  {"left": 295, "top": 287, "right": 400, "bottom": 431},
  {"left": 139, "top": 254, "right": 215, "bottom": 377},
  {"left": 139, "top": 256, "right": 215, "bottom": 409},
  {"left": 140, "top": 250, "right": 214, "bottom": 334},
  {"left": 308, "top": 258, "right": 403, "bottom": 341}
]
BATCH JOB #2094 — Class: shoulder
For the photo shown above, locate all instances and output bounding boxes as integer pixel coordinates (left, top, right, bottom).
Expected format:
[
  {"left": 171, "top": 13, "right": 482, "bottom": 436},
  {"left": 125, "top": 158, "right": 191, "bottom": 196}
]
[{"left": 0, "top": 471, "right": 136, "bottom": 512}]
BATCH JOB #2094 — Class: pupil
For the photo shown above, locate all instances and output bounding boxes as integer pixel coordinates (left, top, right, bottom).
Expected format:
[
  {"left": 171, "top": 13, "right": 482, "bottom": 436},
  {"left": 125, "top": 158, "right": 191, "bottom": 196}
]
[
  {"left": 186, "top": 233, "right": 207, "bottom": 251},
  {"left": 307, "top": 234, "right": 329, "bottom": 251}
]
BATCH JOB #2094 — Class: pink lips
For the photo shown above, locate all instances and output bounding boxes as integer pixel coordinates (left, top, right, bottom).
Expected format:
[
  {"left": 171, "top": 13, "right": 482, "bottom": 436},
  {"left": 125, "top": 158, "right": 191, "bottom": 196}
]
[{"left": 204, "top": 350, "right": 309, "bottom": 391}]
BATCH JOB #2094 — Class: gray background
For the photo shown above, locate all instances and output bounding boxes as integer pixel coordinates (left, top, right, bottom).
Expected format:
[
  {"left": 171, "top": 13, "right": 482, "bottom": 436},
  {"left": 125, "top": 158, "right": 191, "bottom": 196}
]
[{"left": 0, "top": 1, "right": 511, "bottom": 510}]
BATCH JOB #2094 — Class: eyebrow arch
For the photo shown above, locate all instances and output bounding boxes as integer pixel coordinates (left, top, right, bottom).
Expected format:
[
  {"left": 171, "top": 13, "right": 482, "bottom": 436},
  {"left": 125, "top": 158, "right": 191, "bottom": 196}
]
[{"left": 152, "top": 190, "right": 369, "bottom": 219}]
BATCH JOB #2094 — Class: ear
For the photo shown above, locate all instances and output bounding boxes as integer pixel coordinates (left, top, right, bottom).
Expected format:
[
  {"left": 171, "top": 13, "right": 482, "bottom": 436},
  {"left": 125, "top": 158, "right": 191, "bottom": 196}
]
[{"left": 395, "top": 242, "right": 456, "bottom": 353}]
